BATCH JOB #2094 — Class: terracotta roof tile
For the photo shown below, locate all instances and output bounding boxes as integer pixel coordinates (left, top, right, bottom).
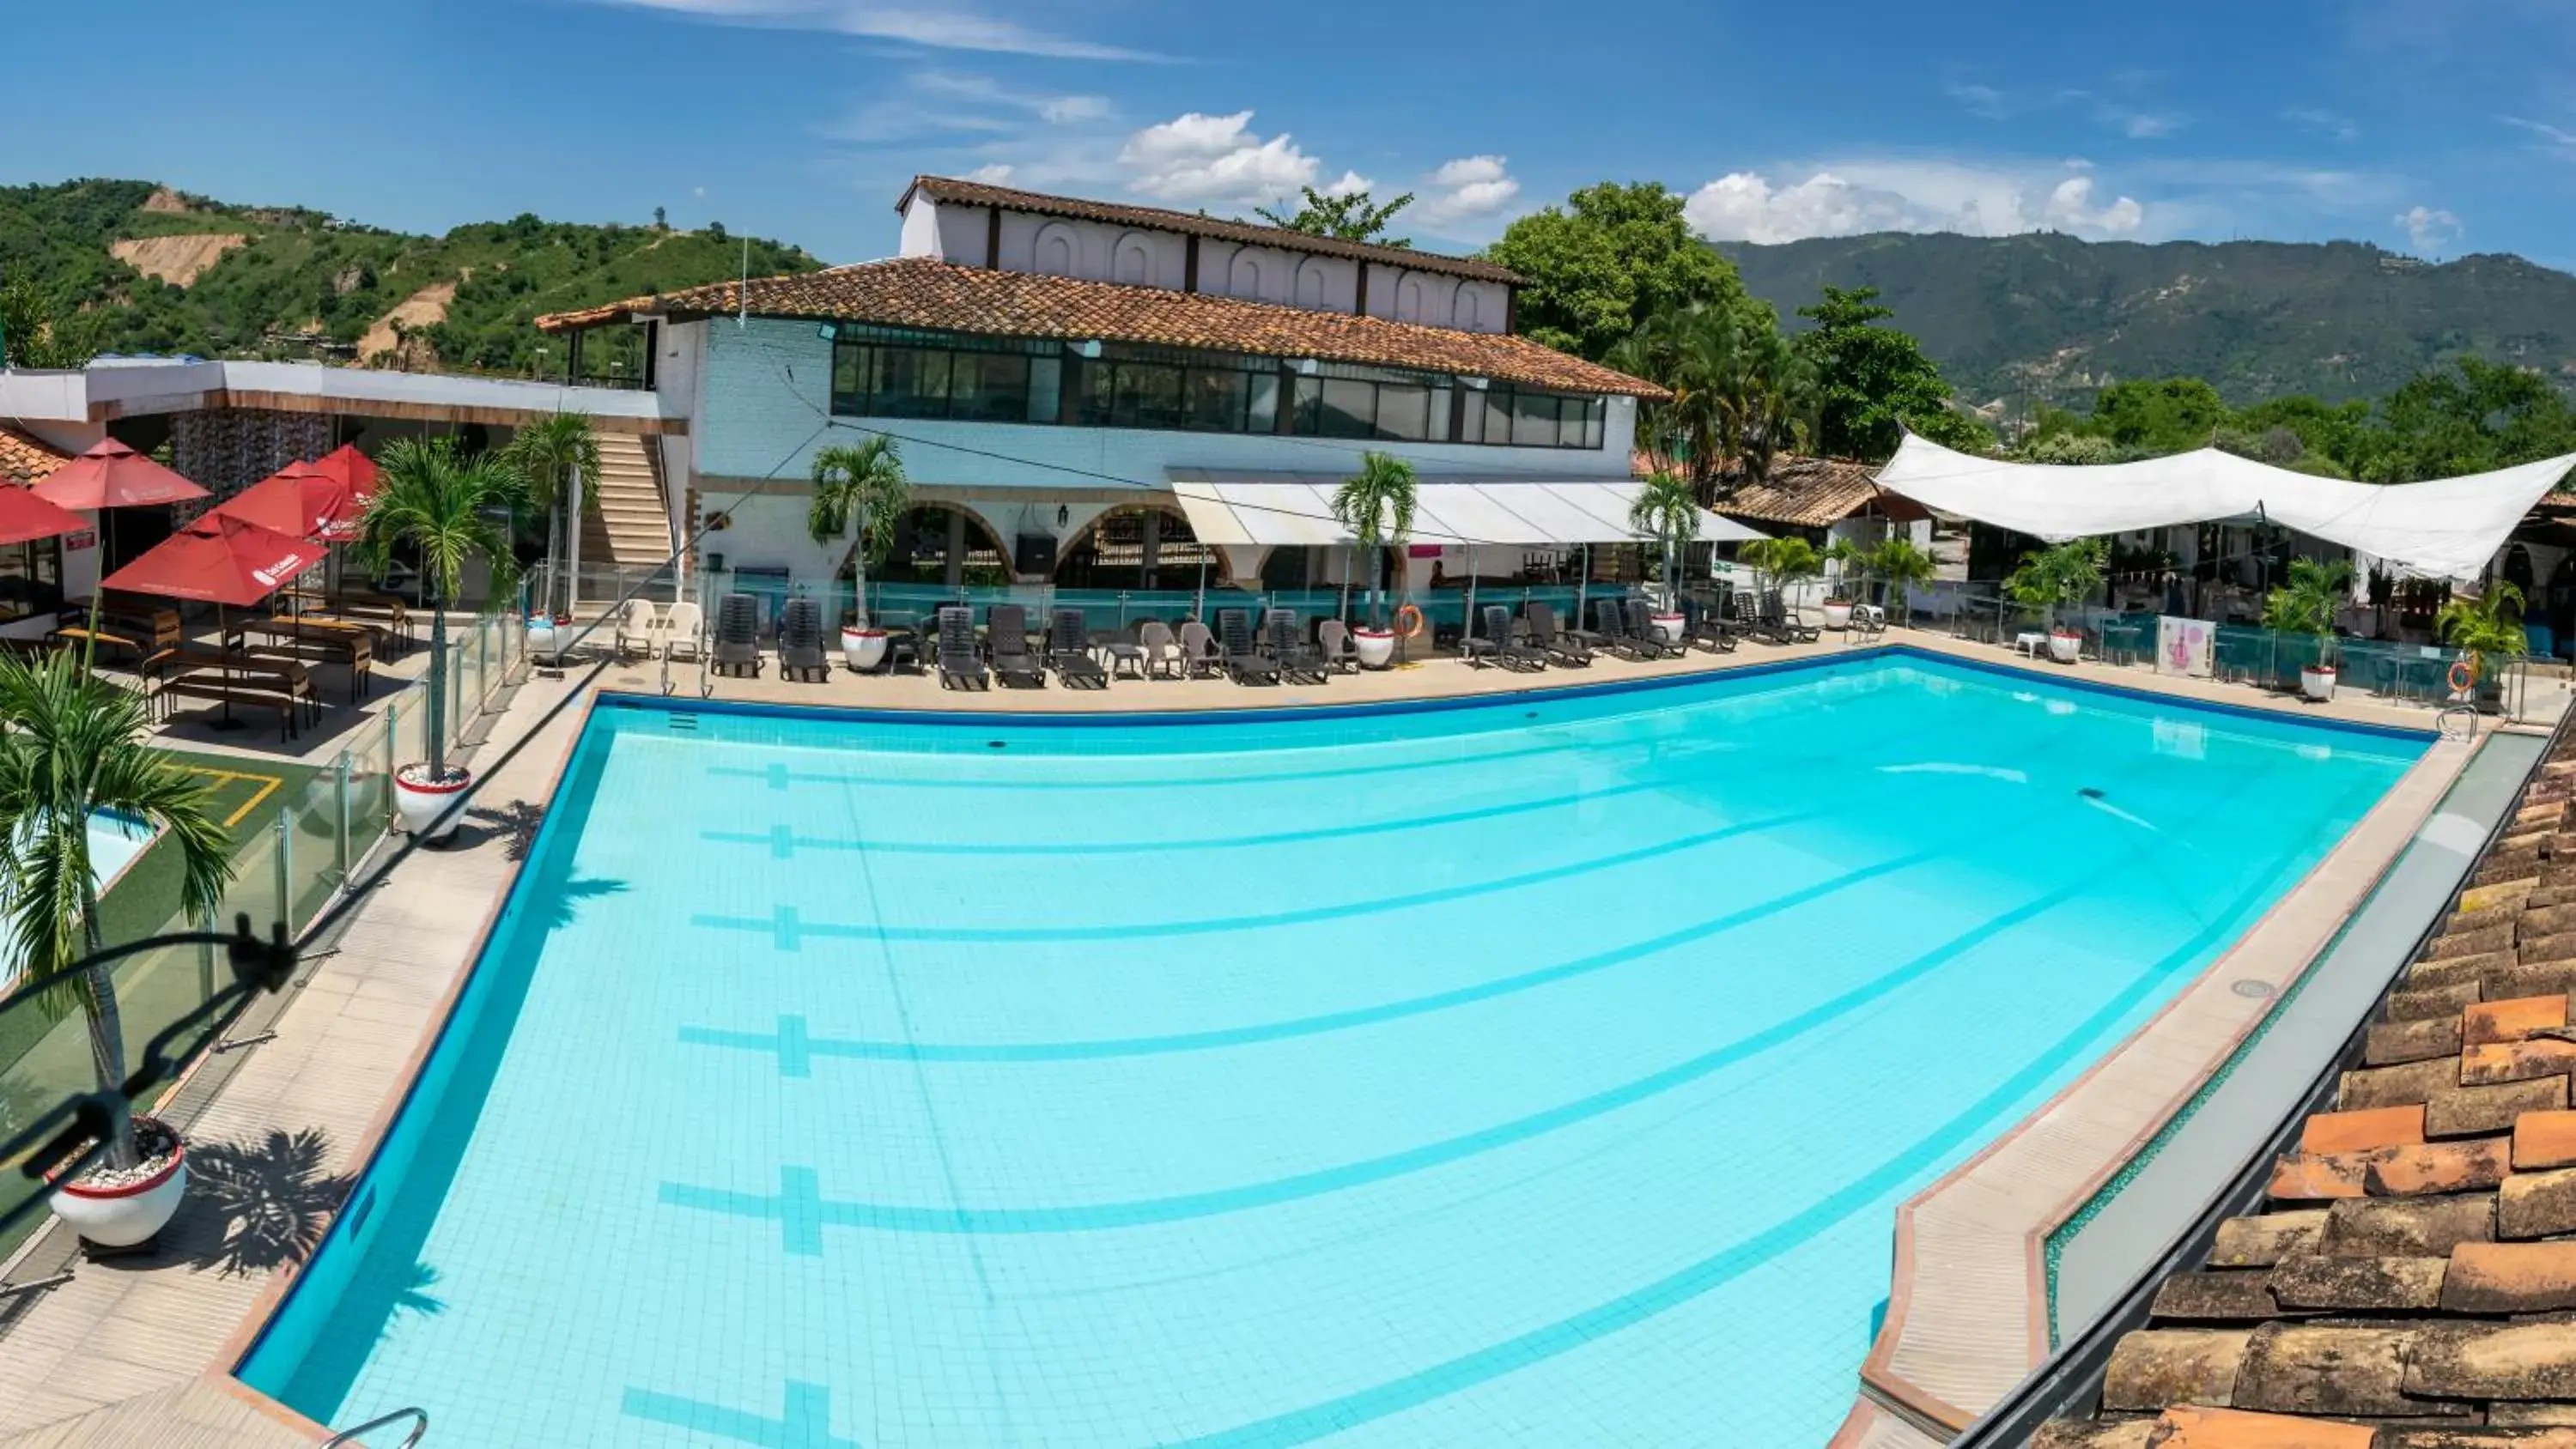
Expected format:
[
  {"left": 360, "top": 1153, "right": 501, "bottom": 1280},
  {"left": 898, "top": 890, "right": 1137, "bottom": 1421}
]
[
  {"left": 897, "top": 174, "right": 1527, "bottom": 285},
  {"left": 2045, "top": 726, "right": 2576, "bottom": 1444},
  {"left": 1706, "top": 456, "right": 1923, "bottom": 530},
  {"left": 2365, "top": 1016, "right": 2464, "bottom": 1065},
  {"left": 533, "top": 257, "right": 1662, "bottom": 401},
  {"left": 0, "top": 426, "right": 71, "bottom": 487}
]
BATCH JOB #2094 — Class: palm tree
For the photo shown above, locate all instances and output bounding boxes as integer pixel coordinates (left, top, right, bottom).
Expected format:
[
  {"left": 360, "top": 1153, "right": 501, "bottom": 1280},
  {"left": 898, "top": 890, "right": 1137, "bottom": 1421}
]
[
  {"left": 1738, "top": 536, "right": 1820, "bottom": 603},
  {"left": 2438, "top": 579, "right": 2527, "bottom": 693},
  {"left": 1331, "top": 451, "right": 1417, "bottom": 631},
  {"left": 0, "top": 651, "right": 230, "bottom": 1168},
  {"left": 1627, "top": 470, "right": 1700, "bottom": 610},
  {"left": 806, "top": 438, "right": 910, "bottom": 629},
  {"left": 1869, "top": 537, "right": 1939, "bottom": 625},
  {"left": 499, "top": 412, "right": 598, "bottom": 621},
  {"left": 1823, "top": 537, "right": 1869, "bottom": 604},
  {"left": 359, "top": 439, "right": 524, "bottom": 782},
  {"left": 2262, "top": 557, "right": 2357, "bottom": 668}
]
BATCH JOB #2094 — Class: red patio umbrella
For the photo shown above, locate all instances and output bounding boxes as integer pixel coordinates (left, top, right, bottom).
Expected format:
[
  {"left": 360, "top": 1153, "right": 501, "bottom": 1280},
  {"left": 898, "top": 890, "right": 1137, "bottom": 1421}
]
[
  {"left": 307, "top": 444, "right": 379, "bottom": 510},
  {"left": 213, "top": 461, "right": 368, "bottom": 543},
  {"left": 32, "top": 439, "right": 209, "bottom": 511},
  {"left": 102, "top": 512, "right": 324, "bottom": 606},
  {"left": 0, "top": 485, "right": 88, "bottom": 547}
]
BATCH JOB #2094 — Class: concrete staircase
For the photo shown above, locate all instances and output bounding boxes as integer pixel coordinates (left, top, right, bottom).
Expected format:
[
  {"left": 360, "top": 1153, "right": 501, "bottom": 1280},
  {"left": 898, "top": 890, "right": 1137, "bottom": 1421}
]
[{"left": 578, "top": 432, "right": 673, "bottom": 586}]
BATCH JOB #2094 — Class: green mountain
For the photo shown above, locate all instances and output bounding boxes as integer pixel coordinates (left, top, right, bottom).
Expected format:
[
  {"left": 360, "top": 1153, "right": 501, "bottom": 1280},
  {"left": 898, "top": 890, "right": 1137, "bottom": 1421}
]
[
  {"left": 0, "top": 178, "right": 820, "bottom": 378},
  {"left": 1715, "top": 232, "right": 2576, "bottom": 412}
]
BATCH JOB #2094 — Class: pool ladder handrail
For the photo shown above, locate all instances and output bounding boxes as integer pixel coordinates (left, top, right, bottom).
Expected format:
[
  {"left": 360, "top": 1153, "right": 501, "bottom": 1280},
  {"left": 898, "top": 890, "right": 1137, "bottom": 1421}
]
[{"left": 321, "top": 1406, "right": 428, "bottom": 1446}]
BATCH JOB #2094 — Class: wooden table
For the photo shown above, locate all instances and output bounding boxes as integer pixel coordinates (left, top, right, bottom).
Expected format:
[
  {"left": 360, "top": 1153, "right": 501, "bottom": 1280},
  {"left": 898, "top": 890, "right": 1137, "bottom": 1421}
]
[
  {"left": 229, "top": 619, "right": 373, "bottom": 702},
  {"left": 143, "top": 647, "right": 316, "bottom": 740}
]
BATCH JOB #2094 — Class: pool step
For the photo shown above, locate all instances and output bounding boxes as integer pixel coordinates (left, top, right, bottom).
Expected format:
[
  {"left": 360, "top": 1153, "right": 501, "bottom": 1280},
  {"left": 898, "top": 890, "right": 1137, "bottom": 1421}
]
[{"left": 667, "top": 713, "right": 699, "bottom": 733}]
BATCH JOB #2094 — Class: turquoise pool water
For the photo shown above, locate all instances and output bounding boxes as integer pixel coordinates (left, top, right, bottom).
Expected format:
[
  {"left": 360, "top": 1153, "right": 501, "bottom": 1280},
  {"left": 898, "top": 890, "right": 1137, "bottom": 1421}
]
[{"left": 240, "top": 652, "right": 2425, "bottom": 1446}]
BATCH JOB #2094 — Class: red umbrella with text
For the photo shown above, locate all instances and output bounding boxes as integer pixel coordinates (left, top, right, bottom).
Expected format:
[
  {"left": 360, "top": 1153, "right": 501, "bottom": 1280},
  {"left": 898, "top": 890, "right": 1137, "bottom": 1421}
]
[
  {"left": 212, "top": 461, "right": 368, "bottom": 543},
  {"left": 32, "top": 439, "right": 210, "bottom": 574},
  {"left": 0, "top": 485, "right": 88, "bottom": 547},
  {"left": 102, "top": 514, "right": 325, "bottom": 728},
  {"left": 307, "top": 445, "right": 379, "bottom": 519}
]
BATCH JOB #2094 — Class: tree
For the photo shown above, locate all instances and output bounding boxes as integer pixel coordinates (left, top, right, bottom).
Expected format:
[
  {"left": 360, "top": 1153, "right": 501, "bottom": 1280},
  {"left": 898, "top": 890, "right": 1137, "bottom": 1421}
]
[
  {"left": 0, "top": 650, "right": 231, "bottom": 1169},
  {"left": 1331, "top": 451, "right": 1417, "bottom": 631},
  {"left": 2361, "top": 358, "right": 2576, "bottom": 482},
  {"left": 1255, "top": 187, "right": 1413, "bottom": 246},
  {"left": 1795, "top": 286, "right": 1987, "bottom": 462},
  {"left": 499, "top": 412, "right": 598, "bottom": 621},
  {"left": 653, "top": 206, "right": 668, "bottom": 231},
  {"left": 2438, "top": 579, "right": 2527, "bottom": 686},
  {"left": 2091, "top": 378, "right": 2228, "bottom": 453},
  {"left": 0, "top": 277, "right": 102, "bottom": 369},
  {"left": 1869, "top": 537, "right": 1938, "bottom": 625},
  {"left": 1737, "top": 536, "right": 1820, "bottom": 603},
  {"left": 1627, "top": 470, "right": 1700, "bottom": 609},
  {"left": 2004, "top": 537, "right": 2107, "bottom": 631},
  {"left": 358, "top": 440, "right": 524, "bottom": 782},
  {"left": 2262, "top": 556, "right": 2357, "bottom": 669},
  {"left": 1486, "top": 182, "right": 1758, "bottom": 359},
  {"left": 1611, "top": 303, "right": 1813, "bottom": 495},
  {"left": 806, "top": 437, "right": 911, "bottom": 629}
]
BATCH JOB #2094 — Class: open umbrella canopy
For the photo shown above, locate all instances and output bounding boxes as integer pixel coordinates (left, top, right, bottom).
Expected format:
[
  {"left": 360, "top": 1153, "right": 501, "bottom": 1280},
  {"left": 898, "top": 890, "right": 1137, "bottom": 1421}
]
[
  {"left": 0, "top": 485, "right": 89, "bottom": 547},
  {"left": 31, "top": 438, "right": 209, "bottom": 511},
  {"left": 308, "top": 444, "right": 379, "bottom": 506},
  {"left": 102, "top": 512, "right": 324, "bottom": 606},
  {"left": 215, "top": 461, "right": 368, "bottom": 543}
]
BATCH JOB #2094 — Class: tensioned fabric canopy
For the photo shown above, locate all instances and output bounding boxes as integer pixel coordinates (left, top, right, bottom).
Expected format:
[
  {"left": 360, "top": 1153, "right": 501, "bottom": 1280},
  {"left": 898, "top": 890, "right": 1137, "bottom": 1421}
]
[
  {"left": 1874, "top": 433, "right": 2576, "bottom": 583},
  {"left": 1167, "top": 470, "right": 1767, "bottom": 549}
]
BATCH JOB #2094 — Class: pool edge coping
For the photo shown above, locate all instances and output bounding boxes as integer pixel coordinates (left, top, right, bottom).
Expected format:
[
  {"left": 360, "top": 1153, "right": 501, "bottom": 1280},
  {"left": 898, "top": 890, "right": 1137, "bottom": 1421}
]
[
  {"left": 197, "top": 685, "right": 610, "bottom": 1444},
  {"left": 1848, "top": 710, "right": 2485, "bottom": 1438}
]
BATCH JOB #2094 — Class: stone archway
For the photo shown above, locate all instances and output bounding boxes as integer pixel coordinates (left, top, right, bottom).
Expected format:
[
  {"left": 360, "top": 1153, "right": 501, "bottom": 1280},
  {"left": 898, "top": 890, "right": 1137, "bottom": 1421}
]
[
  {"left": 875, "top": 504, "right": 1014, "bottom": 587},
  {"left": 1053, "top": 504, "right": 1225, "bottom": 591}
]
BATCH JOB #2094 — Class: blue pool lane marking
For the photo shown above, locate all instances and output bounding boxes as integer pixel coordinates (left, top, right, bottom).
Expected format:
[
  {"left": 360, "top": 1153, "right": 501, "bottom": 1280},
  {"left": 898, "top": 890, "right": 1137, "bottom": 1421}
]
[
  {"left": 658, "top": 870, "right": 2110, "bottom": 1248},
  {"left": 622, "top": 1379, "right": 860, "bottom": 1447}
]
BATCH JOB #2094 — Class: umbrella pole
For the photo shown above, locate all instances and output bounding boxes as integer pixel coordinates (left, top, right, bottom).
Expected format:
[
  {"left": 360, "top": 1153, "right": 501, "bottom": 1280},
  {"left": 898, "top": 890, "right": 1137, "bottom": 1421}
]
[{"left": 209, "top": 602, "right": 242, "bottom": 732}]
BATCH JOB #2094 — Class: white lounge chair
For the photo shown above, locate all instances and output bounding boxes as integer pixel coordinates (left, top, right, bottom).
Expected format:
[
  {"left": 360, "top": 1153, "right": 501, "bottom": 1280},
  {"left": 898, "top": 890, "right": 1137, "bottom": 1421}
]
[
  {"left": 660, "top": 601, "right": 705, "bottom": 662},
  {"left": 615, "top": 597, "right": 663, "bottom": 659}
]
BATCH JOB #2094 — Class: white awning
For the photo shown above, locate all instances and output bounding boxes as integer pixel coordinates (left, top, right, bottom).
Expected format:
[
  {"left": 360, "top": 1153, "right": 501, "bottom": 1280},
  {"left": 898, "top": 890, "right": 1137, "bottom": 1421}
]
[
  {"left": 1167, "top": 470, "right": 1765, "bottom": 549},
  {"left": 1874, "top": 433, "right": 2576, "bottom": 583}
]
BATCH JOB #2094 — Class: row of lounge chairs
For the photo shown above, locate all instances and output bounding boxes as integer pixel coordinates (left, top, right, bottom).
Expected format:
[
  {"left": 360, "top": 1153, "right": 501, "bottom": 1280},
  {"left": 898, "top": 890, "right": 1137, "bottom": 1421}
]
[
  {"left": 1463, "top": 597, "right": 1744, "bottom": 672},
  {"left": 936, "top": 604, "right": 1364, "bottom": 689}
]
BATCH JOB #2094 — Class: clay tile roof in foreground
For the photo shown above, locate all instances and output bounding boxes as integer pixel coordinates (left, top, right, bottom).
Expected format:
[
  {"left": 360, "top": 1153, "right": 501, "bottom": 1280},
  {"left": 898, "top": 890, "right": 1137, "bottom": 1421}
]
[
  {"left": 0, "top": 426, "right": 72, "bottom": 488},
  {"left": 535, "top": 258, "right": 1665, "bottom": 400},
  {"left": 2040, "top": 724, "right": 2576, "bottom": 1447},
  {"left": 899, "top": 173, "right": 1528, "bottom": 285}
]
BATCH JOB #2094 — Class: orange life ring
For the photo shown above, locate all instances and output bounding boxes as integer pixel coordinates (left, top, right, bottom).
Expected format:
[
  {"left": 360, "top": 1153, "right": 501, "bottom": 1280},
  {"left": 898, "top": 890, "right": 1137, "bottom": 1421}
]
[
  {"left": 2449, "top": 658, "right": 2479, "bottom": 694},
  {"left": 1394, "top": 603, "right": 1426, "bottom": 640}
]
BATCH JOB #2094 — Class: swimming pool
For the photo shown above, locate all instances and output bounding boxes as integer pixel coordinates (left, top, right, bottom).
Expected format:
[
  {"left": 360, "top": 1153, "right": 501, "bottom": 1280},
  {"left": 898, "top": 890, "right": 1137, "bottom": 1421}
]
[{"left": 240, "top": 651, "right": 2426, "bottom": 1446}]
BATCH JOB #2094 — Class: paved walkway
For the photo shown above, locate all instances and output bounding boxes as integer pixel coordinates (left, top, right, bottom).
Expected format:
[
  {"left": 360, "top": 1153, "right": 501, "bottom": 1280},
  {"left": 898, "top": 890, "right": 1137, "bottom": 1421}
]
[{"left": 0, "top": 624, "right": 2549, "bottom": 1446}]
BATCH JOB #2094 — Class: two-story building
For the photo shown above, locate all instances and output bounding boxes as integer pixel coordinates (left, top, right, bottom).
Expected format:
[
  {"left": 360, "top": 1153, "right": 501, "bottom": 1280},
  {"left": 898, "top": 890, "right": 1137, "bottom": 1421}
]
[{"left": 538, "top": 174, "right": 1697, "bottom": 624}]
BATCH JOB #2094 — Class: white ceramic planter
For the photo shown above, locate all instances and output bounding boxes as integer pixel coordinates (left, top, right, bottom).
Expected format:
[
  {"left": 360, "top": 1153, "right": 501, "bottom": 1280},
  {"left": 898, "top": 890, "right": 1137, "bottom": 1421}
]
[
  {"left": 524, "top": 619, "right": 558, "bottom": 664},
  {"left": 1353, "top": 628, "right": 1396, "bottom": 669},
  {"left": 2300, "top": 665, "right": 2337, "bottom": 702},
  {"left": 1821, "top": 600, "right": 1854, "bottom": 629},
  {"left": 395, "top": 763, "right": 471, "bottom": 841},
  {"left": 2048, "top": 630, "right": 2084, "bottom": 664},
  {"left": 842, "top": 627, "right": 889, "bottom": 672},
  {"left": 1649, "top": 613, "right": 1686, "bottom": 646},
  {"left": 50, "top": 1120, "right": 186, "bottom": 1249}
]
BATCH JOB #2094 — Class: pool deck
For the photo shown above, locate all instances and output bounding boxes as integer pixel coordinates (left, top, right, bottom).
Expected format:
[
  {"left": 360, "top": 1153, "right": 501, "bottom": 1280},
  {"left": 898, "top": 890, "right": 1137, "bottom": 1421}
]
[{"left": 0, "top": 625, "right": 2553, "bottom": 1447}]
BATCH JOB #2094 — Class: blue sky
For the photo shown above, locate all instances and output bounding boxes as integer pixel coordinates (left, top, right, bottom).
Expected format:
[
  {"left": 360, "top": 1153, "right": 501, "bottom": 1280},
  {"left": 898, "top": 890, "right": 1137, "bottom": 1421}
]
[{"left": 11, "top": 0, "right": 2576, "bottom": 266}]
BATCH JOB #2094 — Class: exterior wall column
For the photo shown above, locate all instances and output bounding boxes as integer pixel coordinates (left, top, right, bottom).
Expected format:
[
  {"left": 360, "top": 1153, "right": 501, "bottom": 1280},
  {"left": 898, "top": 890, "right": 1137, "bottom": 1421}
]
[
  {"left": 1140, "top": 510, "right": 1162, "bottom": 590},
  {"left": 944, "top": 508, "right": 966, "bottom": 588}
]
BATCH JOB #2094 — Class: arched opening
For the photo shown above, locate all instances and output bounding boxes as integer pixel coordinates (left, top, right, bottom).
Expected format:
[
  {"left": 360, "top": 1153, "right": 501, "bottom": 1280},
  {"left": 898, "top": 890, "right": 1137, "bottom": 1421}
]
[
  {"left": 1228, "top": 253, "right": 1263, "bottom": 300},
  {"left": 1295, "top": 261, "right": 1330, "bottom": 310},
  {"left": 1034, "top": 224, "right": 1078, "bottom": 277},
  {"left": 1053, "top": 505, "right": 1224, "bottom": 591},
  {"left": 1453, "top": 286, "right": 1482, "bottom": 330},
  {"left": 1396, "top": 276, "right": 1425, "bottom": 322},
  {"left": 1114, "top": 233, "right": 1152, "bottom": 285}
]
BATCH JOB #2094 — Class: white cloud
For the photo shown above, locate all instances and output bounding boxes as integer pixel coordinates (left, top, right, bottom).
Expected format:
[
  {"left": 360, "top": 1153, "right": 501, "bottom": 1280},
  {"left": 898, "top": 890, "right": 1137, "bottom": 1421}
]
[
  {"left": 1040, "top": 94, "right": 1110, "bottom": 125},
  {"left": 1414, "top": 154, "right": 1522, "bottom": 227},
  {"left": 1117, "top": 111, "right": 1319, "bottom": 205},
  {"left": 2397, "top": 203, "right": 2463, "bottom": 252},
  {"left": 966, "top": 163, "right": 1015, "bottom": 185},
  {"left": 826, "top": 70, "right": 1112, "bottom": 145},
  {"left": 2103, "top": 106, "right": 2183, "bottom": 140},
  {"left": 592, "top": 0, "right": 1163, "bottom": 60},
  {"left": 2286, "top": 106, "right": 2360, "bottom": 142},
  {"left": 1946, "top": 81, "right": 2009, "bottom": 118},
  {"left": 1684, "top": 161, "right": 2147, "bottom": 245},
  {"left": 2503, "top": 115, "right": 2576, "bottom": 154},
  {"left": 1321, "top": 170, "right": 1374, "bottom": 198}
]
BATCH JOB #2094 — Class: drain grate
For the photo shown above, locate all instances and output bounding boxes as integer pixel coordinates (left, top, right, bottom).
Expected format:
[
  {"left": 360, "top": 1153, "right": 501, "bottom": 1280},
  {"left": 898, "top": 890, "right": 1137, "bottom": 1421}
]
[{"left": 2077, "top": 786, "right": 2105, "bottom": 800}]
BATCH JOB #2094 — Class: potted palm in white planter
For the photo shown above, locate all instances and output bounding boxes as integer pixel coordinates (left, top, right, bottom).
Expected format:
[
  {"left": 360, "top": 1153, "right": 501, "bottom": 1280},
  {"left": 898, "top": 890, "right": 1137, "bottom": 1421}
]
[
  {"left": 1820, "top": 538, "right": 1865, "bottom": 629},
  {"left": 0, "top": 648, "right": 233, "bottom": 1248},
  {"left": 1870, "top": 537, "right": 1937, "bottom": 627},
  {"left": 2263, "top": 557, "right": 2354, "bottom": 701},
  {"left": 1629, "top": 469, "right": 1698, "bottom": 644},
  {"left": 2006, "top": 537, "right": 2106, "bottom": 665},
  {"left": 808, "top": 437, "right": 910, "bottom": 672},
  {"left": 361, "top": 440, "right": 524, "bottom": 842},
  {"left": 2437, "top": 580, "right": 2528, "bottom": 712},
  {"left": 1332, "top": 451, "right": 1417, "bottom": 669}
]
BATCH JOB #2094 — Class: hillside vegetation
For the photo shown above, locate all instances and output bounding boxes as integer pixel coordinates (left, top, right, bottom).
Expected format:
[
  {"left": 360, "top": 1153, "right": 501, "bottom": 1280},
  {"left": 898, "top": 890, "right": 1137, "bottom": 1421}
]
[
  {"left": 1716, "top": 231, "right": 2576, "bottom": 410},
  {"left": 0, "top": 179, "right": 819, "bottom": 376}
]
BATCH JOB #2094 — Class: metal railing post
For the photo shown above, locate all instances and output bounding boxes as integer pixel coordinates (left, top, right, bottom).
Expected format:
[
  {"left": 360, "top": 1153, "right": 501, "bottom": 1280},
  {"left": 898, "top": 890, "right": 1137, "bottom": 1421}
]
[
  {"left": 335, "top": 749, "right": 353, "bottom": 881},
  {"left": 196, "top": 905, "right": 217, "bottom": 1008},
  {"left": 272, "top": 809, "right": 293, "bottom": 935}
]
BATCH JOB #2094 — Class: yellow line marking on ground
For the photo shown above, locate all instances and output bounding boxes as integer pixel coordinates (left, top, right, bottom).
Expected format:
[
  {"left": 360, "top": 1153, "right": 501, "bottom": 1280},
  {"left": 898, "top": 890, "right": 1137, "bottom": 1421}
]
[{"left": 176, "top": 765, "right": 286, "bottom": 830}]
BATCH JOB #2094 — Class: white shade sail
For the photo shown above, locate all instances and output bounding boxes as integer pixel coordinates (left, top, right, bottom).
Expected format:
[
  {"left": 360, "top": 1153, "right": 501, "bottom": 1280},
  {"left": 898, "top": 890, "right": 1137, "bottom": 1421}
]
[
  {"left": 1874, "top": 433, "right": 2576, "bottom": 583},
  {"left": 1168, "top": 470, "right": 1766, "bottom": 549}
]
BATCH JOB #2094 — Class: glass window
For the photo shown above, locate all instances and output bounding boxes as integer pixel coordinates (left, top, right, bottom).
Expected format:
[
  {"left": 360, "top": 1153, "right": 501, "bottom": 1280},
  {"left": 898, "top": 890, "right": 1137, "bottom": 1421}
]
[
  {"left": 1456, "top": 389, "right": 1485, "bottom": 444},
  {"left": 873, "top": 347, "right": 951, "bottom": 418},
  {"left": 1430, "top": 386, "right": 1455, "bottom": 441},
  {"left": 0, "top": 539, "right": 64, "bottom": 624},
  {"left": 1075, "top": 359, "right": 1115, "bottom": 426},
  {"left": 1026, "top": 356, "right": 1063, "bottom": 424},
  {"left": 1512, "top": 391, "right": 1562, "bottom": 447},
  {"left": 830, "top": 343, "right": 871, "bottom": 415},
  {"left": 1375, "top": 384, "right": 1430, "bottom": 441},
  {"left": 1113, "top": 362, "right": 1184, "bottom": 430},
  {"left": 1479, "top": 391, "right": 1512, "bottom": 446},
  {"left": 1583, "top": 397, "right": 1606, "bottom": 450},
  {"left": 1247, "top": 372, "right": 1281, "bottom": 433},
  {"left": 949, "top": 352, "right": 1030, "bottom": 422},
  {"left": 1312, "top": 378, "right": 1377, "bottom": 438},
  {"left": 1184, "top": 368, "right": 1249, "bottom": 432}
]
